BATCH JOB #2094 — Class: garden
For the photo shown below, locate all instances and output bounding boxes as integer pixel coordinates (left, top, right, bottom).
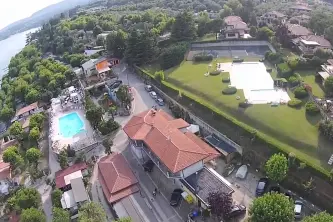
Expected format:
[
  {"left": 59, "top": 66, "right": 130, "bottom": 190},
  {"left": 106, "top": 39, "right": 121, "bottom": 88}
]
[{"left": 143, "top": 54, "right": 332, "bottom": 173}]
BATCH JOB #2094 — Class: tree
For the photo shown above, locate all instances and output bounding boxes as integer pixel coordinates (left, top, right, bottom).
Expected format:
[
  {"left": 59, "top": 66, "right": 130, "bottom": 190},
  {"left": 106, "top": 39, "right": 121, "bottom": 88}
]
[
  {"left": 29, "top": 113, "right": 45, "bottom": 130},
  {"left": 0, "top": 106, "right": 15, "bottom": 122},
  {"left": 104, "top": 140, "right": 113, "bottom": 155},
  {"left": 8, "top": 187, "right": 41, "bottom": 211},
  {"left": 154, "top": 70, "right": 165, "bottom": 83},
  {"left": 86, "top": 107, "right": 103, "bottom": 129},
  {"left": 26, "top": 147, "right": 41, "bottom": 165},
  {"left": 29, "top": 127, "right": 41, "bottom": 142},
  {"left": 257, "top": 27, "right": 274, "bottom": 41},
  {"left": 249, "top": 26, "right": 257, "bottom": 37},
  {"left": 324, "top": 76, "right": 333, "bottom": 96},
  {"left": 59, "top": 150, "right": 68, "bottom": 169},
  {"left": 207, "top": 191, "right": 232, "bottom": 220},
  {"left": 20, "top": 208, "right": 46, "bottom": 222},
  {"left": 96, "top": 36, "right": 105, "bottom": 46},
  {"left": 3, "top": 146, "right": 23, "bottom": 168},
  {"left": 51, "top": 189, "right": 63, "bottom": 208},
  {"left": 249, "top": 193, "right": 294, "bottom": 222},
  {"left": 9, "top": 121, "right": 23, "bottom": 139},
  {"left": 265, "top": 153, "right": 288, "bottom": 182},
  {"left": 93, "top": 25, "right": 103, "bottom": 37},
  {"left": 78, "top": 202, "right": 107, "bottom": 222},
  {"left": 116, "top": 85, "right": 131, "bottom": 109},
  {"left": 25, "top": 88, "right": 40, "bottom": 104},
  {"left": 220, "top": 5, "right": 233, "bottom": 19},
  {"left": 52, "top": 207, "right": 70, "bottom": 222},
  {"left": 106, "top": 30, "right": 127, "bottom": 58},
  {"left": 303, "top": 212, "right": 333, "bottom": 222},
  {"left": 171, "top": 11, "right": 197, "bottom": 42}
]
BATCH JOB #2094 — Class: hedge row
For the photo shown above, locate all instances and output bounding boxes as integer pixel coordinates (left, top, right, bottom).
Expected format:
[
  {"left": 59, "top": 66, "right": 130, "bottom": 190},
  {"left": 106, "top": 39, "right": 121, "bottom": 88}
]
[{"left": 136, "top": 66, "right": 330, "bottom": 180}]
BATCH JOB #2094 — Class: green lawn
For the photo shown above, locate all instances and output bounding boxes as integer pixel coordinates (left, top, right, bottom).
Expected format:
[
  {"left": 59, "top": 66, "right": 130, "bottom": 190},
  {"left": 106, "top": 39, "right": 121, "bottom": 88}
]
[
  {"left": 160, "top": 59, "right": 331, "bottom": 170},
  {"left": 297, "top": 70, "right": 325, "bottom": 98}
]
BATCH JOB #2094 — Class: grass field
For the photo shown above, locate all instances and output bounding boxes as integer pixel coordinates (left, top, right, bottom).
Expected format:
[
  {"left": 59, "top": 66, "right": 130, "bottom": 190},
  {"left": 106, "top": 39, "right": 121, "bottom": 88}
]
[{"left": 146, "top": 58, "right": 332, "bottom": 170}]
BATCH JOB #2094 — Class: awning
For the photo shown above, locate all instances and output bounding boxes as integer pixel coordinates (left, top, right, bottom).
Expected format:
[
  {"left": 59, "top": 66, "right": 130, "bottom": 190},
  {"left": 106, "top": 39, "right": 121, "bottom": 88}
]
[{"left": 318, "top": 71, "right": 330, "bottom": 80}]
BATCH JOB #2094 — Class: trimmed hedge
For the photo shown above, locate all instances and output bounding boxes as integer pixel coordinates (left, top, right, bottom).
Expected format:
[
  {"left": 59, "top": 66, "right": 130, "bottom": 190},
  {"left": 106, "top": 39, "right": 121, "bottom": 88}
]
[
  {"left": 194, "top": 54, "right": 213, "bottom": 62},
  {"left": 222, "top": 87, "right": 237, "bottom": 95},
  {"left": 135, "top": 66, "right": 331, "bottom": 182},
  {"left": 288, "top": 75, "right": 300, "bottom": 87},
  {"left": 222, "top": 77, "right": 230, "bottom": 83},
  {"left": 277, "top": 63, "right": 292, "bottom": 78},
  {"left": 209, "top": 70, "right": 221, "bottom": 76},
  {"left": 305, "top": 101, "right": 320, "bottom": 115},
  {"left": 294, "top": 86, "right": 308, "bottom": 99},
  {"left": 288, "top": 99, "right": 302, "bottom": 108}
]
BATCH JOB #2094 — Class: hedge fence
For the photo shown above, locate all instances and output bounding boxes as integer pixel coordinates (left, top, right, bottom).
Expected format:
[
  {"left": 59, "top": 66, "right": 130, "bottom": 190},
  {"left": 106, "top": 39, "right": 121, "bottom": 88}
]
[{"left": 134, "top": 66, "right": 330, "bottom": 180}]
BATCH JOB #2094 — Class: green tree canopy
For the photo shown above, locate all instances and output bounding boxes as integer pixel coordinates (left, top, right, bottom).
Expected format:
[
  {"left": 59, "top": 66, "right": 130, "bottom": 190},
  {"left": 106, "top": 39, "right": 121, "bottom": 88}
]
[
  {"left": 51, "top": 189, "right": 63, "bottom": 208},
  {"left": 8, "top": 187, "right": 41, "bottom": 211},
  {"left": 20, "top": 208, "right": 46, "bottom": 222},
  {"left": 29, "top": 113, "right": 45, "bottom": 130},
  {"left": 257, "top": 27, "right": 274, "bottom": 41},
  {"left": 154, "top": 70, "right": 165, "bottom": 83},
  {"left": 9, "top": 121, "right": 23, "bottom": 138},
  {"left": 171, "top": 11, "right": 197, "bottom": 42},
  {"left": 106, "top": 30, "right": 127, "bottom": 58},
  {"left": 52, "top": 207, "right": 70, "bottom": 222},
  {"left": 29, "top": 126, "right": 41, "bottom": 142},
  {"left": 324, "top": 76, "right": 333, "bottom": 96},
  {"left": 303, "top": 212, "right": 333, "bottom": 222},
  {"left": 3, "top": 146, "right": 23, "bottom": 168},
  {"left": 249, "top": 193, "right": 294, "bottom": 222},
  {"left": 78, "top": 202, "right": 107, "bottom": 222},
  {"left": 26, "top": 147, "right": 41, "bottom": 165},
  {"left": 59, "top": 150, "right": 68, "bottom": 169},
  {"left": 265, "top": 153, "right": 288, "bottom": 182}
]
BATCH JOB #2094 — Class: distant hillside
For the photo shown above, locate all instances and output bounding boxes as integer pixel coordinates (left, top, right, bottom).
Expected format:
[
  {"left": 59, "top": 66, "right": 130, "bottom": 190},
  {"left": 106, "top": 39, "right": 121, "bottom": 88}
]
[{"left": 0, "top": 0, "right": 96, "bottom": 41}]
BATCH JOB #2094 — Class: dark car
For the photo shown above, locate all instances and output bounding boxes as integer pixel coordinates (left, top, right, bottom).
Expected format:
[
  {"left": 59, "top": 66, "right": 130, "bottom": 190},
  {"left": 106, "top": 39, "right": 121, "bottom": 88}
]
[
  {"left": 227, "top": 204, "right": 246, "bottom": 219},
  {"left": 269, "top": 186, "right": 281, "bottom": 193},
  {"left": 170, "top": 189, "right": 183, "bottom": 206},
  {"left": 142, "top": 160, "right": 154, "bottom": 172},
  {"left": 285, "top": 191, "right": 292, "bottom": 199},
  {"left": 256, "top": 178, "right": 269, "bottom": 196},
  {"left": 109, "top": 80, "right": 123, "bottom": 89}
]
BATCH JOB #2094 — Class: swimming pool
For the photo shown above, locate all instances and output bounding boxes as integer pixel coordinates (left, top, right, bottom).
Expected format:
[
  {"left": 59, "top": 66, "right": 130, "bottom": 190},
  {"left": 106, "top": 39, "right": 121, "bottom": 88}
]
[{"left": 59, "top": 112, "right": 85, "bottom": 138}]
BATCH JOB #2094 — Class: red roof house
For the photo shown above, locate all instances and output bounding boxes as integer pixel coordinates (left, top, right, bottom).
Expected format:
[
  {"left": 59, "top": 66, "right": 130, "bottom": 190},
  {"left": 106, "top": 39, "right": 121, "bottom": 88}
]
[
  {"left": 123, "top": 109, "right": 220, "bottom": 174},
  {"left": 55, "top": 162, "right": 87, "bottom": 189},
  {"left": 98, "top": 153, "right": 139, "bottom": 203},
  {"left": 15, "top": 102, "right": 39, "bottom": 118},
  {"left": 0, "top": 162, "right": 11, "bottom": 181}
]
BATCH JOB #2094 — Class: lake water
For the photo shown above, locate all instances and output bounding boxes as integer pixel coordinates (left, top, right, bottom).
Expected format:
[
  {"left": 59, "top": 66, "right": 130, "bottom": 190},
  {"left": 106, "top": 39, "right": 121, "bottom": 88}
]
[{"left": 0, "top": 28, "right": 39, "bottom": 77}]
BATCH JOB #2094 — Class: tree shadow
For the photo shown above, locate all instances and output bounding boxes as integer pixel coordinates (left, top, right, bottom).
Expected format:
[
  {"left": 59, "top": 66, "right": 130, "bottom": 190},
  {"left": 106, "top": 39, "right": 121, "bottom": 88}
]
[
  {"left": 317, "top": 133, "right": 333, "bottom": 170},
  {"left": 305, "top": 113, "right": 321, "bottom": 126}
]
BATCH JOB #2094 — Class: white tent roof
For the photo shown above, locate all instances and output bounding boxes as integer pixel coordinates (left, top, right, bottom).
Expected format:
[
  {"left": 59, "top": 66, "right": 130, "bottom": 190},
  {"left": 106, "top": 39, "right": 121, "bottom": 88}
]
[
  {"left": 61, "top": 190, "right": 77, "bottom": 209},
  {"left": 68, "top": 86, "right": 75, "bottom": 93},
  {"left": 186, "top": 124, "right": 200, "bottom": 134},
  {"left": 64, "top": 170, "right": 83, "bottom": 185},
  {"left": 70, "top": 92, "right": 78, "bottom": 97}
]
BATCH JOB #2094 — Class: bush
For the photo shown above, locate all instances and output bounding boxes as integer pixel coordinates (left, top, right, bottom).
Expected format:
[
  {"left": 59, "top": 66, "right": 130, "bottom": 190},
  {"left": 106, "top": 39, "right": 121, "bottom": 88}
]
[
  {"left": 287, "top": 99, "right": 302, "bottom": 108},
  {"left": 159, "top": 43, "right": 189, "bottom": 69},
  {"left": 209, "top": 70, "right": 221, "bottom": 76},
  {"left": 305, "top": 101, "right": 320, "bottom": 115},
  {"left": 194, "top": 53, "right": 213, "bottom": 62},
  {"left": 277, "top": 63, "right": 292, "bottom": 78},
  {"left": 239, "top": 101, "right": 250, "bottom": 108},
  {"left": 222, "top": 87, "right": 237, "bottom": 95},
  {"left": 97, "top": 119, "right": 120, "bottom": 135},
  {"left": 288, "top": 75, "right": 300, "bottom": 87},
  {"left": 222, "top": 77, "right": 230, "bottom": 83},
  {"left": 265, "top": 52, "right": 283, "bottom": 64},
  {"left": 294, "top": 86, "right": 308, "bottom": 99}
]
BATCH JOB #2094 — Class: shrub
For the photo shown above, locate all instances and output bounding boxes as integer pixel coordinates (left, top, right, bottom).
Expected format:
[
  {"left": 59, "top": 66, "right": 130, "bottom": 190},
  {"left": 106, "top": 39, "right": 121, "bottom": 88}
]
[
  {"left": 277, "top": 63, "right": 292, "bottom": 78},
  {"left": 294, "top": 86, "right": 308, "bottom": 99},
  {"left": 222, "top": 77, "right": 230, "bottom": 83},
  {"left": 287, "top": 99, "right": 302, "bottom": 108},
  {"left": 288, "top": 75, "right": 300, "bottom": 87},
  {"left": 239, "top": 101, "right": 250, "bottom": 108},
  {"left": 209, "top": 70, "right": 221, "bottom": 76},
  {"left": 194, "top": 53, "right": 213, "bottom": 62},
  {"left": 222, "top": 87, "right": 237, "bottom": 95},
  {"left": 305, "top": 101, "right": 320, "bottom": 115}
]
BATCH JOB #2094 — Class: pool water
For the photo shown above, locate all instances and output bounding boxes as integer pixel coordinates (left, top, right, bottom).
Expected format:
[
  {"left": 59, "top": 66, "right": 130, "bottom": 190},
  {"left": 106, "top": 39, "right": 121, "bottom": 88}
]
[{"left": 59, "top": 112, "right": 85, "bottom": 138}]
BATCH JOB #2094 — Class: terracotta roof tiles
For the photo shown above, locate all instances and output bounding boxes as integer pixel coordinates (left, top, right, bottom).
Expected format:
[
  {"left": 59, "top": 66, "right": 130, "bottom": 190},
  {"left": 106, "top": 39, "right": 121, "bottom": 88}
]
[
  {"left": 15, "top": 102, "right": 38, "bottom": 117},
  {"left": 55, "top": 162, "right": 87, "bottom": 189}
]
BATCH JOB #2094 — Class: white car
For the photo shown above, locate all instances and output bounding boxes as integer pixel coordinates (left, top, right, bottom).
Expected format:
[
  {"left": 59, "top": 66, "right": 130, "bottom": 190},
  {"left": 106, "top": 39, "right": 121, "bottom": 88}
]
[
  {"left": 294, "top": 200, "right": 303, "bottom": 219},
  {"left": 235, "top": 165, "right": 248, "bottom": 179},
  {"left": 145, "top": 85, "right": 152, "bottom": 92},
  {"left": 149, "top": 91, "right": 157, "bottom": 99}
]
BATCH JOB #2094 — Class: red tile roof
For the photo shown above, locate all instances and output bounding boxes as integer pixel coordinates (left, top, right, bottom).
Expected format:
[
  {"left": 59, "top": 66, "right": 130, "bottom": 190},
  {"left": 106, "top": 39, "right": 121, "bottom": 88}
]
[
  {"left": 286, "top": 23, "right": 313, "bottom": 37},
  {"left": 15, "top": 102, "right": 38, "bottom": 117},
  {"left": 301, "top": 35, "right": 332, "bottom": 48},
  {"left": 123, "top": 109, "right": 220, "bottom": 173},
  {"left": 0, "top": 162, "right": 11, "bottom": 180},
  {"left": 98, "top": 153, "right": 139, "bottom": 203},
  {"left": 224, "top": 16, "right": 242, "bottom": 24},
  {"left": 55, "top": 162, "right": 87, "bottom": 188}
]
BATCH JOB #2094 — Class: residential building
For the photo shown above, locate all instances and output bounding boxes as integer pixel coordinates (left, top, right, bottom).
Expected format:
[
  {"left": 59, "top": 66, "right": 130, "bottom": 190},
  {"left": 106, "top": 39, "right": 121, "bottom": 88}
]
[
  {"left": 81, "top": 58, "right": 111, "bottom": 84},
  {"left": 292, "top": 35, "right": 332, "bottom": 56},
  {"left": 290, "top": 4, "right": 312, "bottom": 14},
  {"left": 285, "top": 23, "right": 313, "bottom": 38},
  {"left": 55, "top": 162, "right": 88, "bottom": 191},
  {"left": 289, "top": 14, "right": 310, "bottom": 25},
  {"left": 257, "top": 11, "right": 287, "bottom": 26},
  {"left": 317, "top": 59, "right": 333, "bottom": 81},
  {"left": 11, "top": 102, "right": 43, "bottom": 123},
  {"left": 222, "top": 16, "right": 249, "bottom": 39}
]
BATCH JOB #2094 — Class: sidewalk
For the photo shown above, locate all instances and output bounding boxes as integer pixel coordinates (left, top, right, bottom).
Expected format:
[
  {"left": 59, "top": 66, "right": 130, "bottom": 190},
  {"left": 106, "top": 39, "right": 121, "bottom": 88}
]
[{"left": 122, "top": 146, "right": 183, "bottom": 222}]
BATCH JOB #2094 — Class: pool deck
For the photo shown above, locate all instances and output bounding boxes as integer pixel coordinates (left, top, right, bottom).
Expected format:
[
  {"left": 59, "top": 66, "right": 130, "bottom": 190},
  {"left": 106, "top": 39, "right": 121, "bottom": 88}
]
[{"left": 50, "top": 106, "right": 94, "bottom": 153}]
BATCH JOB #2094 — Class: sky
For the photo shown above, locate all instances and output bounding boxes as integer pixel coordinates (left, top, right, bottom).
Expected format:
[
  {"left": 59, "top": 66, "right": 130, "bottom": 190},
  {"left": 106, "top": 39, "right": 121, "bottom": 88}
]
[{"left": 0, "top": 0, "right": 63, "bottom": 30}]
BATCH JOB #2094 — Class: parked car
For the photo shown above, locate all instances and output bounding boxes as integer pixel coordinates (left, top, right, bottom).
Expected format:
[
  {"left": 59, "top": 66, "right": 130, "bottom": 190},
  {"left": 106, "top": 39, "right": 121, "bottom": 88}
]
[
  {"left": 227, "top": 204, "right": 246, "bottom": 219},
  {"left": 294, "top": 200, "right": 303, "bottom": 219},
  {"left": 170, "top": 189, "right": 183, "bottom": 206},
  {"left": 149, "top": 91, "right": 157, "bottom": 99},
  {"left": 235, "top": 165, "right": 248, "bottom": 179},
  {"left": 110, "top": 80, "right": 123, "bottom": 89},
  {"left": 255, "top": 178, "right": 269, "bottom": 196},
  {"left": 145, "top": 85, "right": 152, "bottom": 92},
  {"left": 285, "top": 191, "right": 292, "bottom": 199},
  {"left": 269, "top": 186, "right": 281, "bottom": 193},
  {"left": 142, "top": 160, "right": 154, "bottom": 172},
  {"left": 156, "top": 98, "right": 164, "bottom": 106}
]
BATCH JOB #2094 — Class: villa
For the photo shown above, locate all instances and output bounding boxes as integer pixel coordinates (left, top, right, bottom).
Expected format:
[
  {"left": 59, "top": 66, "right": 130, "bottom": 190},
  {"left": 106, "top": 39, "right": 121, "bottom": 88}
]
[
  {"left": 222, "top": 16, "right": 249, "bottom": 39},
  {"left": 285, "top": 23, "right": 313, "bottom": 38},
  {"left": 123, "top": 108, "right": 235, "bottom": 208},
  {"left": 317, "top": 59, "right": 333, "bottom": 81},
  {"left": 81, "top": 58, "right": 113, "bottom": 88},
  {"left": 257, "top": 11, "right": 286, "bottom": 26},
  {"left": 11, "top": 102, "right": 43, "bottom": 123}
]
